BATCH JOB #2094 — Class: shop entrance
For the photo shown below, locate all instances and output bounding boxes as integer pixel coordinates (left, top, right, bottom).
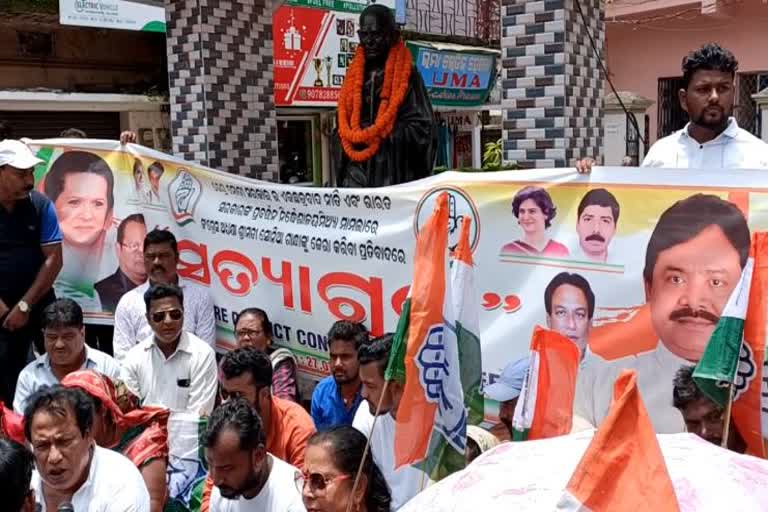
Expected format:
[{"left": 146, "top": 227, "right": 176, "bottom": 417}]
[{"left": 277, "top": 115, "right": 320, "bottom": 185}]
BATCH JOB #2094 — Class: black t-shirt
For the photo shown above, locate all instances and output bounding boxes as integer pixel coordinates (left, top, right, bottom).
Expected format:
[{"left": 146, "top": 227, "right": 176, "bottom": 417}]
[{"left": 0, "top": 191, "right": 57, "bottom": 308}]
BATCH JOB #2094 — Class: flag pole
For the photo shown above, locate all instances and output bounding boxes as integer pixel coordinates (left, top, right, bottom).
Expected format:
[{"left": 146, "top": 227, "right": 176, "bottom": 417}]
[
  {"left": 345, "top": 378, "right": 392, "bottom": 512},
  {"left": 721, "top": 383, "right": 734, "bottom": 449}
]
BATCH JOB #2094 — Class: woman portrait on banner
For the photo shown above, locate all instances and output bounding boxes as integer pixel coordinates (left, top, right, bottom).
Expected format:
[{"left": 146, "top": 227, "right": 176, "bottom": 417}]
[
  {"left": 300, "top": 426, "right": 391, "bottom": 512},
  {"left": 500, "top": 186, "right": 569, "bottom": 258},
  {"left": 61, "top": 370, "right": 170, "bottom": 512},
  {"left": 43, "top": 150, "right": 118, "bottom": 310}
]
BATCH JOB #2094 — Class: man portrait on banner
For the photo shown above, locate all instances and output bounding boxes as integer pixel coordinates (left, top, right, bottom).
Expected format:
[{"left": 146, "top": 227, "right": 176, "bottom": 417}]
[
  {"left": 573, "top": 188, "right": 620, "bottom": 264},
  {"left": 544, "top": 272, "right": 595, "bottom": 359},
  {"left": 574, "top": 193, "right": 750, "bottom": 433},
  {"left": 43, "top": 150, "right": 117, "bottom": 304}
]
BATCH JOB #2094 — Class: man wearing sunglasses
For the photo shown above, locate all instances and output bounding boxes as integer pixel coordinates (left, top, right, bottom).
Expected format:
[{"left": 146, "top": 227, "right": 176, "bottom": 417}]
[
  {"left": 204, "top": 397, "right": 305, "bottom": 511},
  {"left": 121, "top": 282, "right": 217, "bottom": 415}
]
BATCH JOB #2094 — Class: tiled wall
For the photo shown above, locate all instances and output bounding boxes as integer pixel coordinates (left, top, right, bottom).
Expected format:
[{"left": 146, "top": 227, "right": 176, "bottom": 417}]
[
  {"left": 165, "top": 0, "right": 279, "bottom": 179},
  {"left": 501, "top": 0, "right": 604, "bottom": 168}
]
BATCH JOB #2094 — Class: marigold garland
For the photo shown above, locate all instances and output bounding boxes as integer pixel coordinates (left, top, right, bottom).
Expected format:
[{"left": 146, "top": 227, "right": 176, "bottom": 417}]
[{"left": 338, "top": 39, "right": 413, "bottom": 162}]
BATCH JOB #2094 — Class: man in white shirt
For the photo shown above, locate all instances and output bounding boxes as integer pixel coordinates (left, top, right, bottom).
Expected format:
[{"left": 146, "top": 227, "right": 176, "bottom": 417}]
[
  {"left": 573, "top": 189, "right": 619, "bottom": 264},
  {"left": 24, "top": 385, "right": 150, "bottom": 511},
  {"left": 121, "top": 283, "right": 217, "bottom": 415},
  {"left": 14, "top": 298, "right": 120, "bottom": 413},
  {"left": 352, "top": 333, "right": 430, "bottom": 511},
  {"left": 204, "top": 397, "right": 305, "bottom": 512},
  {"left": 574, "top": 194, "right": 750, "bottom": 433},
  {"left": 576, "top": 43, "right": 768, "bottom": 172},
  {"left": 113, "top": 228, "right": 215, "bottom": 360}
]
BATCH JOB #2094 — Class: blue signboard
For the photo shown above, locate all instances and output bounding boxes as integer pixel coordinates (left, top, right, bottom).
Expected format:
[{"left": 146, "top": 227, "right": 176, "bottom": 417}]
[{"left": 407, "top": 42, "right": 497, "bottom": 106}]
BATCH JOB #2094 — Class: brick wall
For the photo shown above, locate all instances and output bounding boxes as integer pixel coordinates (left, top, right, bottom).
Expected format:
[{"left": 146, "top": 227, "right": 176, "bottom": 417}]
[
  {"left": 501, "top": 0, "right": 604, "bottom": 168},
  {"left": 165, "top": 0, "right": 279, "bottom": 179}
]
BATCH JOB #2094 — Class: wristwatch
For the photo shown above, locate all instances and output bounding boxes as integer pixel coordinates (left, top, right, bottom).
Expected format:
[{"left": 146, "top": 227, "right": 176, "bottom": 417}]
[{"left": 17, "top": 300, "right": 30, "bottom": 314}]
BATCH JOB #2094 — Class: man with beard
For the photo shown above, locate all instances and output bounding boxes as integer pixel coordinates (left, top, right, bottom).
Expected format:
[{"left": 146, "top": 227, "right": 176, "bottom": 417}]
[
  {"left": 544, "top": 273, "right": 595, "bottom": 359},
  {"left": 574, "top": 189, "right": 619, "bottom": 263},
  {"left": 218, "top": 347, "right": 315, "bottom": 468},
  {"left": 94, "top": 214, "right": 148, "bottom": 312},
  {"left": 574, "top": 194, "right": 750, "bottom": 433},
  {"left": 0, "top": 140, "right": 62, "bottom": 405},
  {"left": 113, "top": 228, "right": 215, "bottom": 360},
  {"left": 576, "top": 43, "right": 768, "bottom": 172},
  {"left": 311, "top": 321, "right": 367, "bottom": 431},
  {"left": 204, "top": 398, "right": 305, "bottom": 512},
  {"left": 483, "top": 357, "right": 529, "bottom": 439},
  {"left": 352, "top": 333, "right": 431, "bottom": 510}
]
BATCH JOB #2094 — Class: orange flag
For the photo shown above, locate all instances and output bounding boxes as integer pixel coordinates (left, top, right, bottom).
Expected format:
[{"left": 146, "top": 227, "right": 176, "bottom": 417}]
[
  {"left": 557, "top": 370, "right": 680, "bottom": 511},
  {"left": 733, "top": 232, "right": 768, "bottom": 458},
  {"left": 512, "top": 327, "right": 580, "bottom": 440}
]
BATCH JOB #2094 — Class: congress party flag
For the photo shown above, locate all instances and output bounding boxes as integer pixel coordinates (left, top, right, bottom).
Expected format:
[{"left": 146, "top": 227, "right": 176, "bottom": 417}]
[
  {"left": 385, "top": 193, "right": 477, "bottom": 480},
  {"left": 731, "top": 233, "right": 768, "bottom": 457},
  {"left": 557, "top": 370, "right": 680, "bottom": 512},
  {"left": 511, "top": 326, "right": 580, "bottom": 441},
  {"left": 693, "top": 246, "right": 754, "bottom": 408}
]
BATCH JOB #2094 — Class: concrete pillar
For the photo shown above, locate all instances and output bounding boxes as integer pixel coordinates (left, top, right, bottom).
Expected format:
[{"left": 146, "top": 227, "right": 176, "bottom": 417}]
[
  {"left": 754, "top": 88, "right": 768, "bottom": 143},
  {"left": 500, "top": 0, "right": 605, "bottom": 169},
  {"left": 603, "top": 91, "right": 653, "bottom": 166},
  {"left": 472, "top": 122, "right": 482, "bottom": 169},
  {"left": 164, "top": 0, "right": 279, "bottom": 179}
]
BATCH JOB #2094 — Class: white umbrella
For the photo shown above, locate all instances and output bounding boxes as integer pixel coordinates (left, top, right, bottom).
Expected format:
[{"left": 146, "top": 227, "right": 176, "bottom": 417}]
[{"left": 400, "top": 430, "right": 768, "bottom": 511}]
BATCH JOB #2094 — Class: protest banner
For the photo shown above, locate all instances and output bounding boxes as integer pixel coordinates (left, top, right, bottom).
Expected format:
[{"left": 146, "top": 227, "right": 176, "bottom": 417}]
[{"left": 26, "top": 140, "right": 768, "bottom": 432}]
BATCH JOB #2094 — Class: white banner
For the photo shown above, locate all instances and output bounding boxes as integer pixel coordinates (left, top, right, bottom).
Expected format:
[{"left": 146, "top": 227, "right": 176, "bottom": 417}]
[{"left": 28, "top": 140, "right": 768, "bottom": 395}]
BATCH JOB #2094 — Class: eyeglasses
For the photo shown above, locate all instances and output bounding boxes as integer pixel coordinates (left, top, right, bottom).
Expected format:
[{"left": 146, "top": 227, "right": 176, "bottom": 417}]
[
  {"left": 150, "top": 309, "right": 183, "bottom": 323},
  {"left": 235, "top": 328, "right": 264, "bottom": 339},
  {"left": 294, "top": 470, "right": 351, "bottom": 494}
]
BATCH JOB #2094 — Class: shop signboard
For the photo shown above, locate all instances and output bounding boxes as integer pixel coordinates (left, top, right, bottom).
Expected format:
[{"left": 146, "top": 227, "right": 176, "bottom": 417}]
[
  {"left": 59, "top": 0, "right": 166, "bottom": 32},
  {"left": 274, "top": 5, "right": 366, "bottom": 107},
  {"left": 285, "top": 0, "right": 395, "bottom": 14},
  {"left": 407, "top": 41, "right": 497, "bottom": 107}
]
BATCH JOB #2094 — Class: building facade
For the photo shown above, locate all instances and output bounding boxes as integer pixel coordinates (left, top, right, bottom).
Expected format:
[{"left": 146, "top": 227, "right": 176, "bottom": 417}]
[{"left": 604, "top": 0, "right": 768, "bottom": 157}]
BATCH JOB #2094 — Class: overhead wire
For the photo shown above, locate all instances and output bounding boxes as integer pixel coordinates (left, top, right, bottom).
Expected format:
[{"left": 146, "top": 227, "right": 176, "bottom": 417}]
[{"left": 573, "top": 0, "right": 646, "bottom": 148}]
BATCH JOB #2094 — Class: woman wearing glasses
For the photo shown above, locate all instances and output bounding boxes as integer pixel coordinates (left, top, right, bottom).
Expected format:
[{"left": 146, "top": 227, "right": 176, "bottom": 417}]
[
  {"left": 299, "top": 426, "right": 391, "bottom": 512},
  {"left": 234, "top": 307, "right": 300, "bottom": 403}
]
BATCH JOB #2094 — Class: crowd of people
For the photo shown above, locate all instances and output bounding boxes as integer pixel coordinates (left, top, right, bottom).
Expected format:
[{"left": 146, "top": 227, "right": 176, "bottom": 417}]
[{"left": 2, "top": 39, "right": 768, "bottom": 512}]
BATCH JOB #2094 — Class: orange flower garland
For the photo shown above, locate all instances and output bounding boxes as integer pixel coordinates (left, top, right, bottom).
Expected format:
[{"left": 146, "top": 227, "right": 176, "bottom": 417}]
[{"left": 337, "top": 39, "right": 413, "bottom": 162}]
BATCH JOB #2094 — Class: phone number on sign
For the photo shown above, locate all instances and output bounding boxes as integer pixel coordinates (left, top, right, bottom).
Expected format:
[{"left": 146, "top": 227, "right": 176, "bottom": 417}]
[{"left": 297, "top": 87, "right": 340, "bottom": 101}]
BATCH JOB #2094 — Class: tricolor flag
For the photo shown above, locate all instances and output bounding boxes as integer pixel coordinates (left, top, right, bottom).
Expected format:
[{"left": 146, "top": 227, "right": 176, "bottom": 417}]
[
  {"left": 385, "top": 193, "right": 483, "bottom": 481},
  {"left": 512, "top": 326, "right": 580, "bottom": 441},
  {"left": 694, "top": 232, "right": 768, "bottom": 457},
  {"left": 557, "top": 370, "right": 680, "bottom": 511},
  {"left": 693, "top": 244, "right": 754, "bottom": 408}
]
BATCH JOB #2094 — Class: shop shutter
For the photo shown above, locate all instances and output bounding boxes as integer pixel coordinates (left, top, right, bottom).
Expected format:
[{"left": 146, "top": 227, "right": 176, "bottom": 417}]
[{"left": 0, "top": 110, "right": 122, "bottom": 140}]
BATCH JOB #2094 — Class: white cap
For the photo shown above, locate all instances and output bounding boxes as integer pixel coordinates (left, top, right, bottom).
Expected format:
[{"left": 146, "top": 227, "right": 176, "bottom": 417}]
[{"left": 0, "top": 139, "right": 44, "bottom": 169}]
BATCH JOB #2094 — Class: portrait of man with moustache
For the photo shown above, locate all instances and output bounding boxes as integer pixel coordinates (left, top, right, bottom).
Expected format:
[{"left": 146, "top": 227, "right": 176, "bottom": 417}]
[
  {"left": 574, "top": 188, "right": 620, "bottom": 264},
  {"left": 574, "top": 194, "right": 750, "bottom": 433}
]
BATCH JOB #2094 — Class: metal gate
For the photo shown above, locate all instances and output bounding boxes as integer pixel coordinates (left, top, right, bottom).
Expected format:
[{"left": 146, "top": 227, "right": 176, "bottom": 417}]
[
  {"left": 735, "top": 72, "right": 768, "bottom": 136},
  {"left": 657, "top": 77, "right": 688, "bottom": 138}
]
